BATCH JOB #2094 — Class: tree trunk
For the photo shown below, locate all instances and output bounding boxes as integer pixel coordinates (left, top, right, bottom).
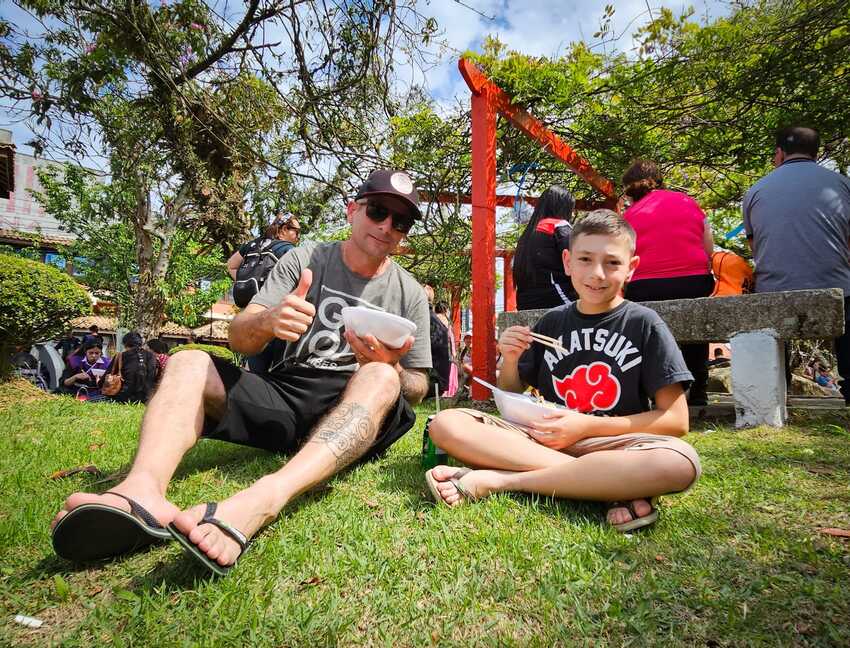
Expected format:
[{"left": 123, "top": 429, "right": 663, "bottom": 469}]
[{"left": 130, "top": 180, "right": 189, "bottom": 339}]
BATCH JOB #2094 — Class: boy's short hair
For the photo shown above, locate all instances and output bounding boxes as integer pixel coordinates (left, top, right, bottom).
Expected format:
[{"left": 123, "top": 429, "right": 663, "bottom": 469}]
[
  {"left": 775, "top": 126, "right": 819, "bottom": 157},
  {"left": 570, "top": 209, "right": 636, "bottom": 253}
]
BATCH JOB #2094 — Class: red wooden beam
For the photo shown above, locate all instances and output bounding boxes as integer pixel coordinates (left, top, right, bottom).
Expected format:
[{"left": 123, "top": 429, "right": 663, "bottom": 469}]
[
  {"left": 469, "top": 90, "right": 498, "bottom": 400},
  {"left": 458, "top": 58, "right": 617, "bottom": 200}
]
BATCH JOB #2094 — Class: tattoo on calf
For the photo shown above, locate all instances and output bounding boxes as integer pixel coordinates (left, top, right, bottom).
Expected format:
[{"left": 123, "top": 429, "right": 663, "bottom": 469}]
[{"left": 308, "top": 403, "right": 376, "bottom": 469}]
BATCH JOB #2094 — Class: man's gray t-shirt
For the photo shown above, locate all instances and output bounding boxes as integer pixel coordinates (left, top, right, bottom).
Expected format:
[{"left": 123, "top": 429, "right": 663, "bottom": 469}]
[
  {"left": 742, "top": 159, "right": 850, "bottom": 296},
  {"left": 251, "top": 242, "right": 431, "bottom": 373}
]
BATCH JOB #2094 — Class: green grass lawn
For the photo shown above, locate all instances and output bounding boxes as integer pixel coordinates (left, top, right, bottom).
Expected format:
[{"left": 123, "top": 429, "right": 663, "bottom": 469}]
[{"left": 1, "top": 384, "right": 849, "bottom": 646}]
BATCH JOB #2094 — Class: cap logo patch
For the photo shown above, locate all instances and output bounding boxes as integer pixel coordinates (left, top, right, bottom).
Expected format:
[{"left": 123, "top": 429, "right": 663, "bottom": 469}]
[{"left": 390, "top": 172, "right": 413, "bottom": 195}]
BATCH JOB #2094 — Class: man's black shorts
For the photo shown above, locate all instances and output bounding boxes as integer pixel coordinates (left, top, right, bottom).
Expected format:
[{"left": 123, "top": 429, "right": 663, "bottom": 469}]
[{"left": 203, "top": 356, "right": 416, "bottom": 461}]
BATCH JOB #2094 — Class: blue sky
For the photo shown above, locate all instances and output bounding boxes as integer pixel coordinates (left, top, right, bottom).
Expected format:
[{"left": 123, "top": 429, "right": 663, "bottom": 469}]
[{"left": 413, "top": 0, "right": 731, "bottom": 103}]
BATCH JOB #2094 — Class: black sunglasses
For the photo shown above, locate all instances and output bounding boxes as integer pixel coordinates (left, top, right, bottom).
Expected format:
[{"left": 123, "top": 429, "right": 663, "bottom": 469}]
[{"left": 364, "top": 202, "right": 415, "bottom": 234}]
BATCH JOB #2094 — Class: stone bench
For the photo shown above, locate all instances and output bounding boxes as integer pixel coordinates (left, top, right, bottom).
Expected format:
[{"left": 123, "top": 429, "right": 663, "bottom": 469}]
[{"left": 497, "top": 288, "right": 845, "bottom": 428}]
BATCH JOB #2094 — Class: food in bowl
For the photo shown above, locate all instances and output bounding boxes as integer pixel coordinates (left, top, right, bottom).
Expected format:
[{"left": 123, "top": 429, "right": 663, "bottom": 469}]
[
  {"left": 472, "top": 377, "right": 566, "bottom": 426},
  {"left": 492, "top": 388, "right": 566, "bottom": 426},
  {"left": 340, "top": 306, "right": 417, "bottom": 349}
]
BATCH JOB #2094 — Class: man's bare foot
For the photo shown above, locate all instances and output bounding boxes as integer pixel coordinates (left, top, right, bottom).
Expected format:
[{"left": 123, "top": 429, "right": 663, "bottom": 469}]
[
  {"left": 50, "top": 474, "right": 179, "bottom": 530},
  {"left": 169, "top": 479, "right": 281, "bottom": 568},
  {"left": 606, "top": 499, "right": 653, "bottom": 526},
  {"left": 428, "top": 465, "right": 513, "bottom": 507}
]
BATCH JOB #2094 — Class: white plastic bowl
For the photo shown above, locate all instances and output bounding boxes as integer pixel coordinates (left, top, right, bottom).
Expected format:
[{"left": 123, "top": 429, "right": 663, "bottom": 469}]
[
  {"left": 340, "top": 306, "right": 417, "bottom": 349},
  {"left": 493, "top": 389, "right": 566, "bottom": 426}
]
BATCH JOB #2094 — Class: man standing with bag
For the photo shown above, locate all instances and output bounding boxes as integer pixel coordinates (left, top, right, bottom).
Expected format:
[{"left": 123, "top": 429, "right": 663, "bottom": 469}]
[
  {"left": 227, "top": 213, "right": 302, "bottom": 373},
  {"left": 50, "top": 169, "right": 432, "bottom": 575}
]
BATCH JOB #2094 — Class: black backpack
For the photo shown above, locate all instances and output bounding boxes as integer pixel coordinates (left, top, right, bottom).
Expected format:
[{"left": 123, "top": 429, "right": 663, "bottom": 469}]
[{"left": 233, "top": 238, "right": 293, "bottom": 307}]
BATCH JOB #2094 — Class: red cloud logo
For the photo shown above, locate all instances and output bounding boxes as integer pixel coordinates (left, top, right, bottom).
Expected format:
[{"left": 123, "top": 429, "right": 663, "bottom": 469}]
[{"left": 552, "top": 362, "right": 620, "bottom": 413}]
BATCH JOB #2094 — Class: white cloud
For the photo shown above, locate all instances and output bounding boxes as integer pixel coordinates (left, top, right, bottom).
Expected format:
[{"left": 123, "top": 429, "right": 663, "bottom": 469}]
[{"left": 418, "top": 0, "right": 731, "bottom": 101}]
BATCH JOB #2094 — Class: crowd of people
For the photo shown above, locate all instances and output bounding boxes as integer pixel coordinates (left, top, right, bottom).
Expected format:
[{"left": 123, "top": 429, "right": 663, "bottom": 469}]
[
  {"left": 48, "top": 125, "right": 850, "bottom": 575},
  {"left": 54, "top": 326, "right": 165, "bottom": 404}
]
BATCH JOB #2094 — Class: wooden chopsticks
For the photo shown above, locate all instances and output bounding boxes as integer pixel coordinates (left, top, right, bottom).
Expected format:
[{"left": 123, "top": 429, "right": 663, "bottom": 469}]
[{"left": 528, "top": 331, "right": 568, "bottom": 354}]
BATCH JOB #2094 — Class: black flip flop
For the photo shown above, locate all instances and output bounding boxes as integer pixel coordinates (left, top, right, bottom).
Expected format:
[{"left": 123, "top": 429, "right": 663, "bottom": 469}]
[
  {"left": 168, "top": 503, "right": 249, "bottom": 577},
  {"left": 51, "top": 492, "right": 171, "bottom": 562}
]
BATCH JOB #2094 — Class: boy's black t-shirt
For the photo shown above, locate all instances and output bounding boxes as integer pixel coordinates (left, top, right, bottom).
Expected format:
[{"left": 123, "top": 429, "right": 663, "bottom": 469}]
[{"left": 517, "top": 300, "right": 692, "bottom": 415}]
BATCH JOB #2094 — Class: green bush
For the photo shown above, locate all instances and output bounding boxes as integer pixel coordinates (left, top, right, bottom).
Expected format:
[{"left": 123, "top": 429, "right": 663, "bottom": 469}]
[
  {"left": 169, "top": 343, "right": 236, "bottom": 363},
  {"left": 0, "top": 254, "right": 91, "bottom": 375}
]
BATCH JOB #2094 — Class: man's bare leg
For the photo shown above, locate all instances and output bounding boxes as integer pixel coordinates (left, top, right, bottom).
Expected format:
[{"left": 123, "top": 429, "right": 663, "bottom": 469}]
[
  {"left": 51, "top": 350, "right": 226, "bottom": 531},
  {"left": 169, "top": 362, "right": 401, "bottom": 568},
  {"left": 427, "top": 409, "right": 695, "bottom": 524}
]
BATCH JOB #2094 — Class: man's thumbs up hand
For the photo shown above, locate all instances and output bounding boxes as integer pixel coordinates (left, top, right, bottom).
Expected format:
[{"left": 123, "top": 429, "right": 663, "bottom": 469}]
[
  {"left": 270, "top": 269, "right": 316, "bottom": 342},
  {"left": 292, "top": 268, "right": 312, "bottom": 299}
]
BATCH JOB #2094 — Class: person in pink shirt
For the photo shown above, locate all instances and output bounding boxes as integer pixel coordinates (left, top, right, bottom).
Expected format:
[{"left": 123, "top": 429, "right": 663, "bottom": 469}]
[{"left": 621, "top": 160, "right": 715, "bottom": 405}]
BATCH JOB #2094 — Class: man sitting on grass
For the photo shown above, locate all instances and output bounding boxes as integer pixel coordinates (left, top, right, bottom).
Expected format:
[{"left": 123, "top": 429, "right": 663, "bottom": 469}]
[
  {"left": 425, "top": 210, "right": 701, "bottom": 532},
  {"left": 51, "top": 169, "right": 431, "bottom": 574}
]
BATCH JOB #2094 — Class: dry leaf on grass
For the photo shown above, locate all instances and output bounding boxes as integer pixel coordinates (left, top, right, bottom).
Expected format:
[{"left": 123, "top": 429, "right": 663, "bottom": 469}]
[
  {"left": 818, "top": 527, "right": 850, "bottom": 538},
  {"left": 49, "top": 465, "right": 102, "bottom": 480}
]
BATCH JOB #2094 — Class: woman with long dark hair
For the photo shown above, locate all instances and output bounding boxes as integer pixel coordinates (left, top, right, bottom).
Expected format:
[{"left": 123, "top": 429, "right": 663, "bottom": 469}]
[
  {"left": 103, "top": 332, "right": 159, "bottom": 404},
  {"left": 621, "top": 160, "right": 715, "bottom": 405},
  {"left": 513, "top": 185, "right": 577, "bottom": 310}
]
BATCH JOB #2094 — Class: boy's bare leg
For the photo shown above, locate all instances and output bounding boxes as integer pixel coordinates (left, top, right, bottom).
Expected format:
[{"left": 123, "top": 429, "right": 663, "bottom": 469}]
[
  {"left": 50, "top": 350, "right": 227, "bottom": 530},
  {"left": 428, "top": 409, "right": 573, "bottom": 471},
  {"left": 434, "top": 449, "right": 693, "bottom": 502},
  {"left": 170, "top": 362, "right": 401, "bottom": 568},
  {"left": 427, "top": 410, "right": 695, "bottom": 523}
]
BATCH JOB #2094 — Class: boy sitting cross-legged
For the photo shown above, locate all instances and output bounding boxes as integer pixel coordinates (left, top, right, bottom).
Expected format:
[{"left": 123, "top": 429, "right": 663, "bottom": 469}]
[{"left": 425, "top": 209, "right": 701, "bottom": 531}]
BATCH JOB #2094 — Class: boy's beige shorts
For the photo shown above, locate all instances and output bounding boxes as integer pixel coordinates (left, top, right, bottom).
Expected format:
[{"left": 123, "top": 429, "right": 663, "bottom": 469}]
[{"left": 451, "top": 408, "right": 702, "bottom": 493}]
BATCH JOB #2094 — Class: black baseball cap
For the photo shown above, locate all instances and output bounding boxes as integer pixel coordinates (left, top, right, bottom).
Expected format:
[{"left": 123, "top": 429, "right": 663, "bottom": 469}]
[{"left": 355, "top": 169, "right": 422, "bottom": 220}]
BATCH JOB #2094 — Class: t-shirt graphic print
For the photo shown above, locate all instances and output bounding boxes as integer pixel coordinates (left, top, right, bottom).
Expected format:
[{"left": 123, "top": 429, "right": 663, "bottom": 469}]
[
  {"left": 251, "top": 242, "right": 432, "bottom": 374},
  {"left": 518, "top": 301, "right": 691, "bottom": 416},
  {"left": 553, "top": 361, "right": 622, "bottom": 413},
  {"left": 290, "top": 284, "right": 377, "bottom": 371}
]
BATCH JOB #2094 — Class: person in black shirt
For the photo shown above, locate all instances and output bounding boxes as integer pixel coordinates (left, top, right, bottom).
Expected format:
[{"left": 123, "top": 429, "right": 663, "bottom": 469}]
[
  {"left": 227, "top": 214, "right": 301, "bottom": 374},
  {"left": 513, "top": 185, "right": 577, "bottom": 310},
  {"left": 55, "top": 329, "right": 81, "bottom": 363},
  {"left": 423, "top": 285, "right": 450, "bottom": 396},
  {"left": 103, "top": 332, "right": 158, "bottom": 404}
]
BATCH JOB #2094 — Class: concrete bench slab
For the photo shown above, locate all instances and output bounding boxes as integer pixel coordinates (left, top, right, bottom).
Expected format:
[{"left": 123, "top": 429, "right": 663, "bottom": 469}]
[{"left": 497, "top": 289, "right": 845, "bottom": 428}]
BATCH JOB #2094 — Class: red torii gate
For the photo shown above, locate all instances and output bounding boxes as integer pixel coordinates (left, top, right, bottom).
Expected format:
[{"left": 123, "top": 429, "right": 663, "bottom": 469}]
[{"left": 456, "top": 57, "right": 618, "bottom": 399}]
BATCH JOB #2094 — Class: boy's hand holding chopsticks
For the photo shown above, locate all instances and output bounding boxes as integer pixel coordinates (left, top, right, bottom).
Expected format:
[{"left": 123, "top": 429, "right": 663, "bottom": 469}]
[
  {"left": 497, "top": 326, "right": 532, "bottom": 361},
  {"left": 498, "top": 326, "right": 569, "bottom": 362}
]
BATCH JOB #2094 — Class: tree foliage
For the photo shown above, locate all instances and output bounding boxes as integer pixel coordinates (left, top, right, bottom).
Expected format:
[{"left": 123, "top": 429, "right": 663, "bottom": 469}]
[
  {"left": 32, "top": 164, "right": 229, "bottom": 329},
  {"left": 1, "top": 0, "right": 438, "bottom": 334},
  {"left": 0, "top": 253, "right": 91, "bottom": 374},
  {"left": 169, "top": 343, "right": 235, "bottom": 363}
]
